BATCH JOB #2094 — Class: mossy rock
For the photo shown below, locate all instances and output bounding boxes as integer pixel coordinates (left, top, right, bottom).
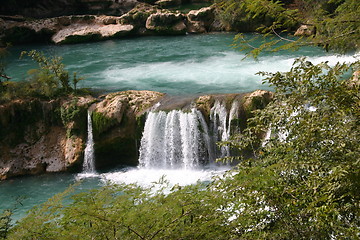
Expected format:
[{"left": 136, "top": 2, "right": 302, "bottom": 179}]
[
  {"left": 92, "top": 111, "right": 117, "bottom": 138},
  {"left": 0, "top": 99, "right": 62, "bottom": 147},
  {"left": 60, "top": 99, "right": 88, "bottom": 138}
]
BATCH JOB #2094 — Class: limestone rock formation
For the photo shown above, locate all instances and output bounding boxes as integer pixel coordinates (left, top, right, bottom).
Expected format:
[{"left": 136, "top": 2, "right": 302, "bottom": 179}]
[
  {"left": 294, "top": 24, "right": 316, "bottom": 36},
  {"left": 243, "top": 90, "right": 274, "bottom": 116},
  {"left": 52, "top": 23, "right": 134, "bottom": 44},
  {"left": 0, "top": 96, "right": 94, "bottom": 180},
  {"left": 146, "top": 12, "right": 186, "bottom": 34},
  {"left": 348, "top": 70, "right": 360, "bottom": 87},
  {"left": 1, "top": 2, "right": 194, "bottom": 44},
  {"left": 186, "top": 6, "right": 215, "bottom": 33},
  {"left": 0, "top": 1, "right": 223, "bottom": 45},
  {"left": 91, "top": 90, "right": 165, "bottom": 168},
  {"left": 119, "top": 3, "right": 156, "bottom": 33},
  {"left": 1, "top": 15, "right": 137, "bottom": 44},
  {"left": 0, "top": 1, "right": 221, "bottom": 45}
]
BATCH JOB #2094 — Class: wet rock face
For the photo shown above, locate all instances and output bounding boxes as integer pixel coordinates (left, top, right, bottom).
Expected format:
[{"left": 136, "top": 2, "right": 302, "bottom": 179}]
[
  {"left": 0, "top": 99, "right": 64, "bottom": 180},
  {"left": 0, "top": 90, "right": 165, "bottom": 180}
]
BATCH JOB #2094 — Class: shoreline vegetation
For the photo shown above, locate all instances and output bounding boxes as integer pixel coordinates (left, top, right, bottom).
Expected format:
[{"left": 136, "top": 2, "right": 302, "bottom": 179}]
[{"left": 0, "top": 0, "right": 359, "bottom": 239}]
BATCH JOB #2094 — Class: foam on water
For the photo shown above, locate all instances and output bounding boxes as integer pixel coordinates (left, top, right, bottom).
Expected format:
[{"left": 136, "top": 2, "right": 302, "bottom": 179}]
[
  {"left": 76, "top": 172, "right": 99, "bottom": 180},
  {"left": 100, "top": 52, "right": 359, "bottom": 95},
  {"left": 7, "top": 34, "right": 357, "bottom": 95},
  {"left": 101, "top": 166, "right": 230, "bottom": 189}
]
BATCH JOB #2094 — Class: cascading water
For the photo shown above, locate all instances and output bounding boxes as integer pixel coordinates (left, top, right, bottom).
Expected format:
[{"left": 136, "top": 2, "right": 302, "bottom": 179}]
[
  {"left": 103, "top": 102, "right": 240, "bottom": 186},
  {"left": 228, "top": 100, "right": 240, "bottom": 135},
  {"left": 210, "top": 100, "right": 240, "bottom": 157},
  {"left": 139, "top": 108, "right": 213, "bottom": 169},
  {"left": 82, "top": 111, "right": 96, "bottom": 173}
]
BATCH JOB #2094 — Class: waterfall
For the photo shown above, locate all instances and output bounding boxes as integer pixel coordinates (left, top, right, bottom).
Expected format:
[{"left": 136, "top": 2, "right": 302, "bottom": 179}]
[
  {"left": 139, "top": 108, "right": 213, "bottom": 169},
  {"left": 210, "top": 100, "right": 240, "bottom": 157},
  {"left": 228, "top": 100, "right": 240, "bottom": 136},
  {"left": 83, "top": 111, "right": 96, "bottom": 173}
]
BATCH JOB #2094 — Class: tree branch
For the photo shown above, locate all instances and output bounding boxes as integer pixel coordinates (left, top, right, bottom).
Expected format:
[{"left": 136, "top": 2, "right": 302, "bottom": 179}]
[
  {"left": 0, "top": 74, "right": 11, "bottom": 80},
  {"left": 271, "top": 27, "right": 296, "bottom": 42},
  {"left": 149, "top": 210, "right": 192, "bottom": 240}
]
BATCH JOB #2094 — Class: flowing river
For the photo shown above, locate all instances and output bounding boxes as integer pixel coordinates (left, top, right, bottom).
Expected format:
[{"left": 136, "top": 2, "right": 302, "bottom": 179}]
[{"left": 1, "top": 33, "right": 357, "bottom": 222}]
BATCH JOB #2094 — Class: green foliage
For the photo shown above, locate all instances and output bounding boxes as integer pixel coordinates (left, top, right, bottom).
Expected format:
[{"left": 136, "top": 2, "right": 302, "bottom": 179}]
[
  {"left": 92, "top": 111, "right": 116, "bottom": 138},
  {"left": 215, "top": 0, "right": 360, "bottom": 57},
  {"left": 72, "top": 72, "right": 83, "bottom": 92},
  {"left": 60, "top": 98, "right": 88, "bottom": 138},
  {"left": 0, "top": 210, "right": 12, "bottom": 239},
  {"left": 313, "top": 0, "right": 360, "bottom": 53},
  {"left": 7, "top": 181, "right": 233, "bottom": 240},
  {"left": 0, "top": 47, "right": 11, "bottom": 96},
  {"left": 1, "top": 50, "right": 85, "bottom": 102},
  {"left": 20, "top": 50, "right": 72, "bottom": 97},
  {"left": 225, "top": 58, "right": 360, "bottom": 239},
  {"left": 60, "top": 99, "right": 81, "bottom": 127},
  {"left": 215, "top": 0, "right": 299, "bottom": 31}
]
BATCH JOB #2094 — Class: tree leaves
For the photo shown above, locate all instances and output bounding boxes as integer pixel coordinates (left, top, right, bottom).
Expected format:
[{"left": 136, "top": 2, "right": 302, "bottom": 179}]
[
  {"left": 216, "top": 0, "right": 360, "bottom": 57},
  {"left": 226, "top": 58, "right": 360, "bottom": 239}
]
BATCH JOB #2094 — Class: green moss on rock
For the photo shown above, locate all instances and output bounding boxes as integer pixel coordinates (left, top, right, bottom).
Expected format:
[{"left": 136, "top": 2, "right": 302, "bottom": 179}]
[
  {"left": 92, "top": 111, "right": 116, "bottom": 138},
  {"left": 60, "top": 99, "right": 88, "bottom": 138}
]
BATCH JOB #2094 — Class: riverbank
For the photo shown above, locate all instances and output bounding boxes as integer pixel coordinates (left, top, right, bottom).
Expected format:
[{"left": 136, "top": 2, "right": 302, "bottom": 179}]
[{"left": 0, "top": 2, "right": 219, "bottom": 46}]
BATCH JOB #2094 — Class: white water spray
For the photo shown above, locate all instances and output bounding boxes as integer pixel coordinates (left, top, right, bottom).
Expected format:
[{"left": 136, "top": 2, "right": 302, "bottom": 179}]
[{"left": 82, "top": 111, "right": 96, "bottom": 173}]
